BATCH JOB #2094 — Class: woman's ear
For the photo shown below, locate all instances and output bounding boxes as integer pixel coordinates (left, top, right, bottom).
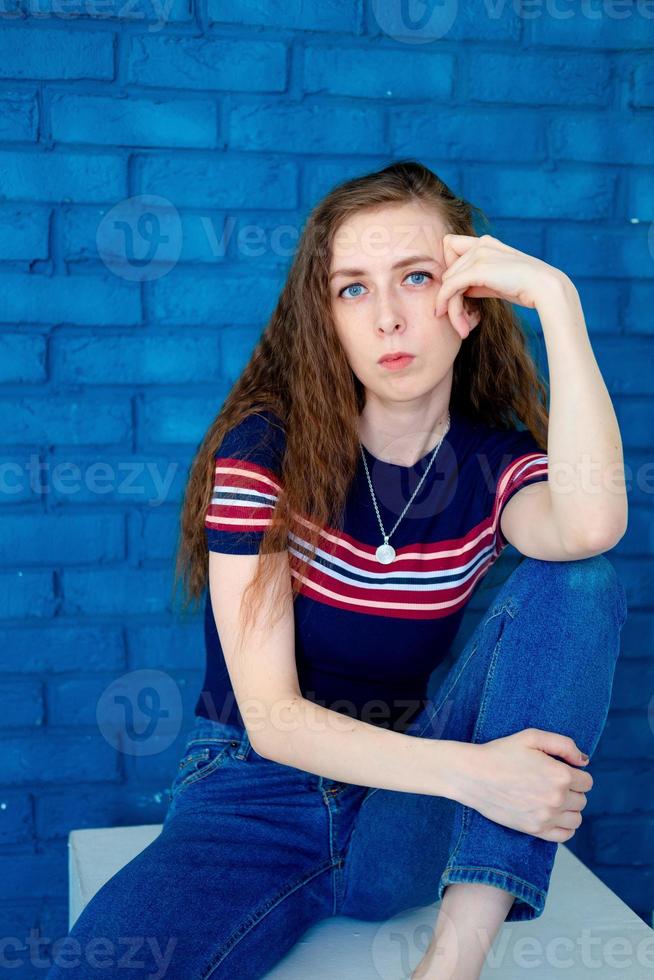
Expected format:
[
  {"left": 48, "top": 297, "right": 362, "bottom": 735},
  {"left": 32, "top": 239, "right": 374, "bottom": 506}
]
[{"left": 463, "top": 303, "right": 481, "bottom": 332}]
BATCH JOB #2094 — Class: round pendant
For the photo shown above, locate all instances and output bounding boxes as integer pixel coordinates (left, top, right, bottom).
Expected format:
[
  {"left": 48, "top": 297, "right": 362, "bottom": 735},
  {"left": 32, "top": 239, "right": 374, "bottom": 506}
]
[{"left": 376, "top": 542, "right": 396, "bottom": 564}]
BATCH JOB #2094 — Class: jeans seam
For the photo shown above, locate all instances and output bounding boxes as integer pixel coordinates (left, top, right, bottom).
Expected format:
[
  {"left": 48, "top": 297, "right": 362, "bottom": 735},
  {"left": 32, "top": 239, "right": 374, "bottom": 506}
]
[
  {"left": 444, "top": 634, "right": 503, "bottom": 871},
  {"left": 201, "top": 859, "right": 339, "bottom": 978}
]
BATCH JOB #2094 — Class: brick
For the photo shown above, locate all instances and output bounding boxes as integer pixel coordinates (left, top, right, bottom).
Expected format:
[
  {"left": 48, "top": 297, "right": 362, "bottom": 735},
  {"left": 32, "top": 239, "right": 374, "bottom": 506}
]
[
  {"left": 47, "top": 675, "right": 124, "bottom": 727},
  {"left": 591, "top": 816, "right": 654, "bottom": 865},
  {"left": 128, "top": 35, "right": 287, "bottom": 92},
  {"left": 134, "top": 153, "right": 297, "bottom": 209},
  {"left": 0, "top": 624, "right": 125, "bottom": 673},
  {"left": 531, "top": 7, "right": 654, "bottom": 50},
  {"left": 633, "top": 61, "right": 654, "bottom": 106},
  {"left": 3, "top": 734, "right": 119, "bottom": 785},
  {"left": 620, "top": 611, "right": 654, "bottom": 659},
  {"left": 623, "top": 452, "right": 654, "bottom": 506},
  {"left": 544, "top": 226, "right": 652, "bottom": 278},
  {"left": 611, "top": 658, "right": 654, "bottom": 711},
  {"left": 62, "top": 567, "right": 172, "bottom": 615},
  {"left": 0, "top": 332, "right": 46, "bottom": 381},
  {"left": 627, "top": 173, "right": 653, "bottom": 220},
  {"left": 467, "top": 52, "right": 610, "bottom": 105},
  {"left": 584, "top": 761, "right": 654, "bottom": 815},
  {"left": 151, "top": 272, "right": 280, "bottom": 325},
  {"left": 140, "top": 394, "right": 227, "bottom": 445},
  {"left": 0, "top": 273, "right": 140, "bottom": 326},
  {"left": 595, "top": 867, "right": 654, "bottom": 926},
  {"left": 228, "top": 100, "right": 386, "bottom": 154},
  {"left": 465, "top": 167, "right": 615, "bottom": 219},
  {"left": 62, "top": 204, "right": 243, "bottom": 265},
  {"left": 0, "top": 149, "right": 126, "bottom": 204},
  {"left": 207, "top": 0, "right": 362, "bottom": 33},
  {"left": 52, "top": 333, "right": 221, "bottom": 384},
  {"left": 365, "top": 0, "right": 519, "bottom": 41},
  {"left": 0, "top": 453, "right": 42, "bottom": 504},
  {"left": 0, "top": 513, "right": 125, "bottom": 565},
  {"left": 2, "top": 396, "right": 131, "bottom": 445},
  {"left": 0, "top": 571, "right": 55, "bottom": 620},
  {"left": 127, "top": 621, "right": 203, "bottom": 670},
  {"left": 140, "top": 507, "right": 179, "bottom": 561},
  {"left": 0, "top": 27, "right": 113, "bottom": 80},
  {"left": 0, "top": 89, "right": 38, "bottom": 142},
  {"left": 572, "top": 280, "right": 621, "bottom": 335},
  {"left": 220, "top": 324, "right": 269, "bottom": 379},
  {"left": 0, "top": 205, "right": 50, "bottom": 261},
  {"left": 594, "top": 710, "right": 654, "bottom": 760},
  {"left": 304, "top": 46, "right": 453, "bottom": 100},
  {"left": 0, "top": 681, "right": 43, "bottom": 727},
  {"left": 12, "top": 0, "right": 191, "bottom": 23},
  {"left": 613, "top": 399, "right": 654, "bottom": 448},
  {"left": 2, "top": 843, "right": 67, "bottom": 899},
  {"left": 551, "top": 115, "right": 654, "bottom": 165},
  {"left": 50, "top": 94, "right": 217, "bottom": 149},
  {"left": 615, "top": 557, "right": 654, "bottom": 607},
  {"left": 617, "top": 506, "right": 654, "bottom": 557},
  {"left": 35, "top": 786, "right": 168, "bottom": 840},
  {"left": 0, "top": 794, "right": 33, "bottom": 845},
  {"left": 47, "top": 451, "right": 187, "bottom": 507},
  {"left": 626, "top": 282, "right": 654, "bottom": 332},
  {"left": 392, "top": 110, "right": 545, "bottom": 162}
]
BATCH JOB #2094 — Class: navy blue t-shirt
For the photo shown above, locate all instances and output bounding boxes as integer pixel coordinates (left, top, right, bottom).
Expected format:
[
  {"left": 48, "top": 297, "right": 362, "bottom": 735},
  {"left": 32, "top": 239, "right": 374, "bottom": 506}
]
[{"left": 196, "top": 408, "right": 548, "bottom": 733}]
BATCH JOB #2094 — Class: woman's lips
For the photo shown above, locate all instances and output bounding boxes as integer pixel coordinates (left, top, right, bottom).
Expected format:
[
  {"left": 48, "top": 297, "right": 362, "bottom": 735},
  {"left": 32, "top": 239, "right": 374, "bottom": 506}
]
[{"left": 380, "top": 355, "right": 415, "bottom": 371}]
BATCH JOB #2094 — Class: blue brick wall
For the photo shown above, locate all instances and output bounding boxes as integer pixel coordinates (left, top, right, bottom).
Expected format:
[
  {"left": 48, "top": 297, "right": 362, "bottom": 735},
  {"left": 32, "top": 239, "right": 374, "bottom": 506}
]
[{"left": 0, "top": 2, "right": 652, "bottom": 970}]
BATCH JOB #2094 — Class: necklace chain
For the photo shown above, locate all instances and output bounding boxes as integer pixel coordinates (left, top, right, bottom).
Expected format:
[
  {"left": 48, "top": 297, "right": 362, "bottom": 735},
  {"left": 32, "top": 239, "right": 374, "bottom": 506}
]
[{"left": 359, "top": 411, "right": 451, "bottom": 564}]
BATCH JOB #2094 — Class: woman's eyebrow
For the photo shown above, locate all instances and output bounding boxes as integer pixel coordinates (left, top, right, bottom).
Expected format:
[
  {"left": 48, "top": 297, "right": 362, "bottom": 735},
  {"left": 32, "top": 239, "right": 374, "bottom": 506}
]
[{"left": 329, "top": 254, "right": 445, "bottom": 281}]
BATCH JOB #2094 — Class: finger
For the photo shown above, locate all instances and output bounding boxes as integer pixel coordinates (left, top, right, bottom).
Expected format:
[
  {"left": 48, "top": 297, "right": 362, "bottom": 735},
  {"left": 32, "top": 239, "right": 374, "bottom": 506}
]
[
  {"left": 564, "top": 789, "right": 588, "bottom": 813},
  {"left": 568, "top": 766, "right": 594, "bottom": 794}
]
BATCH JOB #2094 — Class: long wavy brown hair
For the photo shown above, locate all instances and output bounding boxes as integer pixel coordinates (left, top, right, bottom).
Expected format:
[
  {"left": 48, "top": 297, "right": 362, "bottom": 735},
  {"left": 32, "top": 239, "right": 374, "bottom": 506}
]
[{"left": 172, "top": 159, "right": 549, "bottom": 646}]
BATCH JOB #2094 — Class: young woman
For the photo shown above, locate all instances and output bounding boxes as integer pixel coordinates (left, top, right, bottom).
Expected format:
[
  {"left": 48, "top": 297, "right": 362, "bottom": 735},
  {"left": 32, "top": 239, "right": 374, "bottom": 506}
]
[{"left": 47, "top": 161, "right": 628, "bottom": 980}]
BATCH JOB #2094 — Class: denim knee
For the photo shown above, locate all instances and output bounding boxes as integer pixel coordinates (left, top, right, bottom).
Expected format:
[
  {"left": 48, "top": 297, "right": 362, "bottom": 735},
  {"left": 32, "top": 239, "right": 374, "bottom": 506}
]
[{"left": 510, "top": 554, "right": 626, "bottom": 627}]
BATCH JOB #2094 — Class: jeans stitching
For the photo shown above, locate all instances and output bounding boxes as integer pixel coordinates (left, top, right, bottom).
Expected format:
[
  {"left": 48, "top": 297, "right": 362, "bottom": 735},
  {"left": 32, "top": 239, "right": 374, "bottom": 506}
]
[
  {"left": 440, "top": 864, "right": 547, "bottom": 902},
  {"left": 172, "top": 744, "right": 232, "bottom": 797},
  {"left": 201, "top": 859, "right": 339, "bottom": 978},
  {"left": 443, "top": 632, "right": 504, "bottom": 871}
]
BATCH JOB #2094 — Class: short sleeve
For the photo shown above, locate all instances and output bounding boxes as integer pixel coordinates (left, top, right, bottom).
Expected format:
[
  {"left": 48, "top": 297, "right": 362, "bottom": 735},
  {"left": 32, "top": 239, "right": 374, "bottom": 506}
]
[
  {"left": 482, "top": 427, "right": 549, "bottom": 553},
  {"left": 204, "top": 411, "right": 286, "bottom": 555}
]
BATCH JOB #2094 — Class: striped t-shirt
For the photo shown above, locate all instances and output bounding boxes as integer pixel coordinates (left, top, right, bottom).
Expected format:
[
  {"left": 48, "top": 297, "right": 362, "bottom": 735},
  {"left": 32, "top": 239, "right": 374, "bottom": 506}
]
[{"left": 197, "top": 408, "right": 548, "bottom": 733}]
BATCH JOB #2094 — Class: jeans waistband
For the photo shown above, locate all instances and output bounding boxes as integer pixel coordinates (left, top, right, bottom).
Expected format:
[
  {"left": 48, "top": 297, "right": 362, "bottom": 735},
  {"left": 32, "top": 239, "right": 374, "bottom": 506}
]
[{"left": 190, "top": 715, "right": 253, "bottom": 760}]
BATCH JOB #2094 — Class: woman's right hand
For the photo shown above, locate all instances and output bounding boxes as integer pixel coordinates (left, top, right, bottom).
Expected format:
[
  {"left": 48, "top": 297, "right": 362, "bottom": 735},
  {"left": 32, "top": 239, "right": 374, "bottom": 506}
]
[{"left": 456, "top": 728, "right": 594, "bottom": 842}]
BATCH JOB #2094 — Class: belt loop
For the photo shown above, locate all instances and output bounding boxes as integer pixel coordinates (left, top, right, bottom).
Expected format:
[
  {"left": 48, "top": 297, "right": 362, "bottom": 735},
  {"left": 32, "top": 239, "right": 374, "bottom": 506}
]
[{"left": 234, "top": 726, "right": 252, "bottom": 760}]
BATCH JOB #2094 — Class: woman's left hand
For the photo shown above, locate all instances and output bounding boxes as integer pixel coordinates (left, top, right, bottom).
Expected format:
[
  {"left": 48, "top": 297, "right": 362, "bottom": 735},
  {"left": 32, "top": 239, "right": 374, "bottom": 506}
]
[{"left": 435, "top": 233, "right": 569, "bottom": 340}]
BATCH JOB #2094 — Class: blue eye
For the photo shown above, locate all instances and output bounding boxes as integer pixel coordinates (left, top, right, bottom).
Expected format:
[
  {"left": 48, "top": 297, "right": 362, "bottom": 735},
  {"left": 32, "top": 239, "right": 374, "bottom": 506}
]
[{"left": 337, "top": 270, "right": 434, "bottom": 299}]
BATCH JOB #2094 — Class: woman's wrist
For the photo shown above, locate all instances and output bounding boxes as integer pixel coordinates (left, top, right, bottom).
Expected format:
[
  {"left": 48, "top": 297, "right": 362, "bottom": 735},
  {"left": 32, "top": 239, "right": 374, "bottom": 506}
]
[{"left": 429, "top": 737, "right": 481, "bottom": 806}]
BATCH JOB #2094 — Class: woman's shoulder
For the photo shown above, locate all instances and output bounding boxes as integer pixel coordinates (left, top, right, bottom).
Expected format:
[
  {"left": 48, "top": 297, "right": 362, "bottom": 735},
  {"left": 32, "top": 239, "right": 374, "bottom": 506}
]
[{"left": 215, "top": 409, "right": 286, "bottom": 476}]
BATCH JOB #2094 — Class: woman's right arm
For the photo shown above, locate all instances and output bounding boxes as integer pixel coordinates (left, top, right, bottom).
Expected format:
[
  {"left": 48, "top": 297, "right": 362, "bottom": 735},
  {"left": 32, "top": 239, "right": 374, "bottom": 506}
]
[
  {"left": 209, "top": 548, "right": 468, "bottom": 801},
  {"left": 210, "top": 550, "right": 593, "bottom": 842}
]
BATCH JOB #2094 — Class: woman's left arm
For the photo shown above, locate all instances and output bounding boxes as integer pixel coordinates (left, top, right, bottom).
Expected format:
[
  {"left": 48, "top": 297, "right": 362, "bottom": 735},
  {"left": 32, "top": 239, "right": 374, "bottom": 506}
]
[
  {"left": 531, "top": 273, "right": 628, "bottom": 551},
  {"left": 435, "top": 233, "right": 629, "bottom": 552}
]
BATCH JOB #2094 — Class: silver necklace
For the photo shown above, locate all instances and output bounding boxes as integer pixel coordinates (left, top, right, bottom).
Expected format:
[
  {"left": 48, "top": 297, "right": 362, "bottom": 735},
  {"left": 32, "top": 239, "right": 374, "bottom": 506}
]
[{"left": 359, "top": 411, "right": 451, "bottom": 565}]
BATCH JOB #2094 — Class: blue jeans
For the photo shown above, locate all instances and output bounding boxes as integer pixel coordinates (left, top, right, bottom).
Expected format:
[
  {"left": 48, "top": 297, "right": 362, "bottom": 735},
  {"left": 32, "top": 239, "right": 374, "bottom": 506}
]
[{"left": 45, "top": 555, "right": 627, "bottom": 979}]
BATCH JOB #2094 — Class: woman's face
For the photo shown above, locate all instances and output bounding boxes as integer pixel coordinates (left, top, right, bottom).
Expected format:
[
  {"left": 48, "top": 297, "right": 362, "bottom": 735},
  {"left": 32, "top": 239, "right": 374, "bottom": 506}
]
[{"left": 329, "top": 202, "right": 476, "bottom": 403}]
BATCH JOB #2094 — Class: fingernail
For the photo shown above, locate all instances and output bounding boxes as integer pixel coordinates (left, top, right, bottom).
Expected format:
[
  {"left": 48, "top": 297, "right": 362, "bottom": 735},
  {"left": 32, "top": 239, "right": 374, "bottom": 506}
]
[{"left": 580, "top": 752, "right": 589, "bottom": 763}]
